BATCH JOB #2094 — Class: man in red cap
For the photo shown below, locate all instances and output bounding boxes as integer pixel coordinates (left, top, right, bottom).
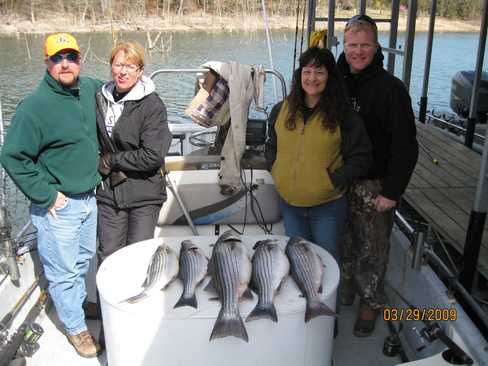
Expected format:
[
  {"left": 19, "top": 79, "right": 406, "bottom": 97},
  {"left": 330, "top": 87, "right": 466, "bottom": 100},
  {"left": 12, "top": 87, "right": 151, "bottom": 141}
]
[{"left": 1, "top": 33, "right": 102, "bottom": 358}]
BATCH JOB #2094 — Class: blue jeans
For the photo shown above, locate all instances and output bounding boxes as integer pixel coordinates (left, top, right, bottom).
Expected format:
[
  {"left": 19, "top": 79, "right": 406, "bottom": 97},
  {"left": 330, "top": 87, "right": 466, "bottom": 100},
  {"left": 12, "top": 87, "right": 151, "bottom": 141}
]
[
  {"left": 31, "top": 192, "right": 97, "bottom": 336},
  {"left": 279, "top": 195, "right": 347, "bottom": 262}
]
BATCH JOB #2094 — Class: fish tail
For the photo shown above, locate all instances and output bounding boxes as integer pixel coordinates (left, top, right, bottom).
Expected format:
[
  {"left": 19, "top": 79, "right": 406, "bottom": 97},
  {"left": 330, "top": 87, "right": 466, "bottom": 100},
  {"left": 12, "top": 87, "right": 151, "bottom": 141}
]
[
  {"left": 305, "top": 300, "right": 336, "bottom": 322},
  {"left": 246, "top": 302, "right": 278, "bottom": 323},
  {"left": 173, "top": 293, "right": 198, "bottom": 309},
  {"left": 122, "top": 291, "right": 148, "bottom": 304},
  {"left": 210, "top": 309, "right": 249, "bottom": 342}
]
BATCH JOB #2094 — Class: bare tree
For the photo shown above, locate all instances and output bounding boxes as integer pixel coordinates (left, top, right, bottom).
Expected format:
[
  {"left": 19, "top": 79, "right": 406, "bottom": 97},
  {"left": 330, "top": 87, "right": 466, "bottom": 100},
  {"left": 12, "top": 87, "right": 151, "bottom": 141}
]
[{"left": 177, "top": 0, "right": 184, "bottom": 15}]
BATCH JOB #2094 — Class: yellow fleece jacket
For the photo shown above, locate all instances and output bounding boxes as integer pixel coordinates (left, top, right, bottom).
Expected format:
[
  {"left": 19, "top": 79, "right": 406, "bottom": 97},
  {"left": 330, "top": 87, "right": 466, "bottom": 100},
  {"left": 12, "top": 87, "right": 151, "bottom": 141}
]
[{"left": 271, "top": 101, "right": 345, "bottom": 207}]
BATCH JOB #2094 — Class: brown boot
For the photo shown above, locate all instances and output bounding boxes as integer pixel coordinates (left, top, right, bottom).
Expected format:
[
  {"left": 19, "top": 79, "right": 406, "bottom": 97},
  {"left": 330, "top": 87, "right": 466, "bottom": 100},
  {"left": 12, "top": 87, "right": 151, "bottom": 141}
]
[
  {"left": 67, "top": 330, "right": 101, "bottom": 358},
  {"left": 353, "top": 301, "right": 378, "bottom": 337}
]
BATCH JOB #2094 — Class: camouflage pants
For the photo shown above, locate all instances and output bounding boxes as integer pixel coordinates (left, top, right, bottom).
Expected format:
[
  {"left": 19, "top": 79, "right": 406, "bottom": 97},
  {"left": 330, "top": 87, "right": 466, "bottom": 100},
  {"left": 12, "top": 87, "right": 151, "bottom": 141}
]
[{"left": 341, "top": 179, "right": 394, "bottom": 310}]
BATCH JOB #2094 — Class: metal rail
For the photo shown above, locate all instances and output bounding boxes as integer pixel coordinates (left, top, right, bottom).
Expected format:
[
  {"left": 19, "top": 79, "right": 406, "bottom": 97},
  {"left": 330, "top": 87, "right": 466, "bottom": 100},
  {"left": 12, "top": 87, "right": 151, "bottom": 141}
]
[
  {"left": 426, "top": 113, "right": 485, "bottom": 141},
  {"left": 150, "top": 68, "right": 288, "bottom": 100},
  {"left": 394, "top": 210, "right": 488, "bottom": 330}
]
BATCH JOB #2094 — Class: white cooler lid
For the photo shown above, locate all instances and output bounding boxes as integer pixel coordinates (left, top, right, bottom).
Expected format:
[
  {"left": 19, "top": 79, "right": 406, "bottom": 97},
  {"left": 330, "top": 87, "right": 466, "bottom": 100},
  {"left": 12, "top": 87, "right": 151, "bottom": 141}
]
[{"left": 97, "top": 235, "right": 340, "bottom": 319}]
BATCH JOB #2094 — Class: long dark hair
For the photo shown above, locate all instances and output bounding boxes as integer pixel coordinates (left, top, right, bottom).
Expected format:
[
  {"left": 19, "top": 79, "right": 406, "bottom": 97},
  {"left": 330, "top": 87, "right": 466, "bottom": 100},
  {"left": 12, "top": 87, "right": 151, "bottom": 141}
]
[{"left": 286, "top": 47, "right": 347, "bottom": 130}]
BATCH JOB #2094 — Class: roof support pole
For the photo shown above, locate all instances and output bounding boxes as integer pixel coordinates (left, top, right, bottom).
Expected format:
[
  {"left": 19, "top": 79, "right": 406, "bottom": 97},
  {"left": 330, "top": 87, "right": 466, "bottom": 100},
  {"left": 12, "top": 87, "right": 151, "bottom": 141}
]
[
  {"left": 464, "top": 0, "right": 488, "bottom": 149},
  {"left": 387, "top": 0, "right": 400, "bottom": 74},
  {"left": 402, "top": 0, "right": 417, "bottom": 91},
  {"left": 327, "top": 0, "right": 336, "bottom": 50},
  {"left": 419, "top": 0, "right": 437, "bottom": 123},
  {"left": 460, "top": 0, "right": 488, "bottom": 291}
]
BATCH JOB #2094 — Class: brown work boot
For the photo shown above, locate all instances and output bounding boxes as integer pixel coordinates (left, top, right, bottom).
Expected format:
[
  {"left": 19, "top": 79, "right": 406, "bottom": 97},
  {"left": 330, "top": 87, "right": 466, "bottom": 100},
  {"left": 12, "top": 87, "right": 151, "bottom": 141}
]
[
  {"left": 353, "top": 300, "right": 378, "bottom": 337},
  {"left": 67, "top": 330, "right": 101, "bottom": 358}
]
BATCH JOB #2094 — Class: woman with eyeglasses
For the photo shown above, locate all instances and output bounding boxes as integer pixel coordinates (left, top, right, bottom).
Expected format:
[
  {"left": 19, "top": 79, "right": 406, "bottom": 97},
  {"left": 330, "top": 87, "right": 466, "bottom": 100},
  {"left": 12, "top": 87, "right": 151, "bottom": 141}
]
[
  {"left": 265, "top": 46, "right": 371, "bottom": 263},
  {"left": 95, "top": 41, "right": 171, "bottom": 262}
]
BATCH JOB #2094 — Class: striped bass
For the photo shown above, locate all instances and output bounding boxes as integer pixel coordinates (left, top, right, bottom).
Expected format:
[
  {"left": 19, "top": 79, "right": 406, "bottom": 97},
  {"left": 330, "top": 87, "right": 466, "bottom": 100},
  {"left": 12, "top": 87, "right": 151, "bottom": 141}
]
[
  {"left": 285, "top": 236, "right": 335, "bottom": 322},
  {"left": 246, "top": 239, "right": 290, "bottom": 323},
  {"left": 174, "top": 240, "right": 208, "bottom": 309},
  {"left": 208, "top": 230, "right": 252, "bottom": 342},
  {"left": 123, "top": 244, "right": 179, "bottom": 304}
]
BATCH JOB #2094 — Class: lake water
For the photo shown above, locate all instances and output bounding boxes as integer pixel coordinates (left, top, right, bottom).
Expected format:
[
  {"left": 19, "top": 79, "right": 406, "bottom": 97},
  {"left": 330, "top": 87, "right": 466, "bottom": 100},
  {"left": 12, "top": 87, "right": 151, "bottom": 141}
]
[
  {"left": 0, "top": 30, "right": 485, "bottom": 124},
  {"left": 0, "top": 29, "right": 484, "bottom": 234}
]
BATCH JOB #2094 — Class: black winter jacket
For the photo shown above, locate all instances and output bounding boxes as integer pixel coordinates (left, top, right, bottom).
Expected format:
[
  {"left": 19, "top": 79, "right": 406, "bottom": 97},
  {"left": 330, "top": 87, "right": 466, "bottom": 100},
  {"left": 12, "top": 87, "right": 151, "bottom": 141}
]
[
  {"left": 95, "top": 90, "right": 172, "bottom": 208},
  {"left": 337, "top": 50, "right": 419, "bottom": 201},
  {"left": 265, "top": 101, "right": 372, "bottom": 189}
]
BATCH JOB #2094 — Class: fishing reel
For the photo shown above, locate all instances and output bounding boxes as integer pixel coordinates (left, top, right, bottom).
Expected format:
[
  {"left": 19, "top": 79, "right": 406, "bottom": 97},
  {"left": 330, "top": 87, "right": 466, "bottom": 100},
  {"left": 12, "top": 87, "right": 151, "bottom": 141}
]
[{"left": 16, "top": 322, "right": 44, "bottom": 358}]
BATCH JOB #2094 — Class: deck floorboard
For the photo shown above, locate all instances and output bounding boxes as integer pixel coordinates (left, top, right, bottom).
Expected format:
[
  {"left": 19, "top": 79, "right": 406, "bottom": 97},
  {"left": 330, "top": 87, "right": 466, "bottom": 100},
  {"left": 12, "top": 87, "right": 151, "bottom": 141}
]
[{"left": 403, "top": 123, "right": 488, "bottom": 277}]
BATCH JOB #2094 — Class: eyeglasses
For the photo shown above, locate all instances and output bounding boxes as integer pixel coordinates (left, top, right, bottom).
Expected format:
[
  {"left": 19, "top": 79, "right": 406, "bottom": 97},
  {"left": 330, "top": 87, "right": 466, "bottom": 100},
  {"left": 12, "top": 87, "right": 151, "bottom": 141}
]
[
  {"left": 346, "top": 14, "right": 377, "bottom": 28},
  {"left": 49, "top": 52, "right": 79, "bottom": 64},
  {"left": 112, "top": 63, "right": 140, "bottom": 73}
]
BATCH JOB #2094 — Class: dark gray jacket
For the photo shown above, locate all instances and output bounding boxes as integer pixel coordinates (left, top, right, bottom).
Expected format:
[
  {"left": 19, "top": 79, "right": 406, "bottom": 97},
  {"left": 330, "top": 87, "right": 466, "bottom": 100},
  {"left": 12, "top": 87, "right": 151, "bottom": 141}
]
[
  {"left": 337, "top": 50, "right": 418, "bottom": 201},
  {"left": 95, "top": 79, "right": 172, "bottom": 208}
]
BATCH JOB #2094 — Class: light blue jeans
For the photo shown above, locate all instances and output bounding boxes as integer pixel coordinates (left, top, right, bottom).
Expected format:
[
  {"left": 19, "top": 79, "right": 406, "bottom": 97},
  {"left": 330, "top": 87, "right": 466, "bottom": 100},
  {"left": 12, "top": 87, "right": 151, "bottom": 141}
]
[
  {"left": 31, "top": 192, "right": 97, "bottom": 336},
  {"left": 278, "top": 195, "right": 347, "bottom": 262}
]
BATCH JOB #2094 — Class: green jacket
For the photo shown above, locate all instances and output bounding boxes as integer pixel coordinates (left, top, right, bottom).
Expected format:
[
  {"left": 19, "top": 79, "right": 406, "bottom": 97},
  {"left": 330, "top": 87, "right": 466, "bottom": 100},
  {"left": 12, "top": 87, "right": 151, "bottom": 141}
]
[{"left": 0, "top": 71, "right": 102, "bottom": 208}]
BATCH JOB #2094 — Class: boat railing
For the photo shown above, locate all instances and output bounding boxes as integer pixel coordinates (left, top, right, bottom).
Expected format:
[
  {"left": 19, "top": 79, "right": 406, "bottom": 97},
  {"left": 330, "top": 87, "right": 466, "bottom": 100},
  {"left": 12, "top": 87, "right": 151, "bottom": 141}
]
[
  {"left": 394, "top": 210, "right": 488, "bottom": 330},
  {"left": 151, "top": 67, "right": 287, "bottom": 156},
  {"left": 150, "top": 68, "right": 287, "bottom": 101},
  {"left": 425, "top": 112, "right": 486, "bottom": 142},
  {"left": 0, "top": 98, "right": 21, "bottom": 286}
]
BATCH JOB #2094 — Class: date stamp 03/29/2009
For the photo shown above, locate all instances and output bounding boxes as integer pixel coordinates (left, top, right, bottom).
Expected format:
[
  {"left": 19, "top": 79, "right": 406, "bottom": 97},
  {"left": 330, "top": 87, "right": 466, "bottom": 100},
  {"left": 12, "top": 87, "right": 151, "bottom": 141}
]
[{"left": 383, "top": 307, "right": 458, "bottom": 321}]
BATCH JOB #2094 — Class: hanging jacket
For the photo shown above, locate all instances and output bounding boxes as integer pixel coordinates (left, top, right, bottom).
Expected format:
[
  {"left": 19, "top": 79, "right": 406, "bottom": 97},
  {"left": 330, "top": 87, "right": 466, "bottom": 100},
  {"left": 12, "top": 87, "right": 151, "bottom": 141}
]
[
  {"left": 95, "top": 76, "right": 172, "bottom": 208},
  {"left": 337, "top": 49, "right": 419, "bottom": 201}
]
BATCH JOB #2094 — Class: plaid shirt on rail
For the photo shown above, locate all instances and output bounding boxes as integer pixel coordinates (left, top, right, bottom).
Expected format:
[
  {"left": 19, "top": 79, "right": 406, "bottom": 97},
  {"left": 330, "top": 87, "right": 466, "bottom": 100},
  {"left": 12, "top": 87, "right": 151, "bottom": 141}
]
[{"left": 192, "top": 78, "right": 229, "bottom": 126}]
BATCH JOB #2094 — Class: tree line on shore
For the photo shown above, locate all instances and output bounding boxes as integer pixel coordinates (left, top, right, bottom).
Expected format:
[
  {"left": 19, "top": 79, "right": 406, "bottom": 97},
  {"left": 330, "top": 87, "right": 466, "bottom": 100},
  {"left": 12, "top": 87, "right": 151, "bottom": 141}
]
[{"left": 0, "top": 0, "right": 482, "bottom": 23}]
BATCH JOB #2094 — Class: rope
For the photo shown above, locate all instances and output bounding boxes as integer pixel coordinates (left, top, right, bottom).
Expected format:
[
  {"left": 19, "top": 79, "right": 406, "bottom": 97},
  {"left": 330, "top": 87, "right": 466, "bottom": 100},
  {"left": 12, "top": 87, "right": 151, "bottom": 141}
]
[
  {"left": 292, "top": 0, "right": 300, "bottom": 73},
  {"left": 261, "top": 0, "right": 278, "bottom": 100},
  {"left": 299, "top": 0, "right": 307, "bottom": 56}
]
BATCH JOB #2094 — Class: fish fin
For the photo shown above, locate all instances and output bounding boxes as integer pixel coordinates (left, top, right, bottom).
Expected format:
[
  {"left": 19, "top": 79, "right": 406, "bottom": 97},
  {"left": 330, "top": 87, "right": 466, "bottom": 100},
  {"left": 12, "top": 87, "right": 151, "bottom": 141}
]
[
  {"left": 246, "top": 302, "right": 278, "bottom": 323},
  {"left": 204, "top": 279, "right": 217, "bottom": 292},
  {"left": 210, "top": 310, "right": 249, "bottom": 342},
  {"left": 122, "top": 291, "right": 149, "bottom": 304},
  {"left": 242, "top": 288, "right": 254, "bottom": 300},
  {"left": 174, "top": 293, "right": 198, "bottom": 309},
  {"left": 277, "top": 276, "right": 288, "bottom": 292},
  {"left": 161, "top": 276, "right": 178, "bottom": 291},
  {"left": 304, "top": 301, "right": 336, "bottom": 322}
]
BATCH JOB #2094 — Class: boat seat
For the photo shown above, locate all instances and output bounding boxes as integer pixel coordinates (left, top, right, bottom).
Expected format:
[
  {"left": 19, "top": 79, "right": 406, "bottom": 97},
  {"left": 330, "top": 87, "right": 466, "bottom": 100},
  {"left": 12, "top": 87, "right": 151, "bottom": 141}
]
[
  {"left": 158, "top": 169, "right": 281, "bottom": 226},
  {"left": 165, "top": 155, "right": 222, "bottom": 171}
]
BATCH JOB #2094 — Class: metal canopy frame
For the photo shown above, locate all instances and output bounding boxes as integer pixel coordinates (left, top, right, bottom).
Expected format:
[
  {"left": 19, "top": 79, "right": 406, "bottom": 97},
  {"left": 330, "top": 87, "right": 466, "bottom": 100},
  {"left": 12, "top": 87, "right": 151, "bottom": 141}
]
[{"left": 306, "top": 0, "right": 417, "bottom": 90}]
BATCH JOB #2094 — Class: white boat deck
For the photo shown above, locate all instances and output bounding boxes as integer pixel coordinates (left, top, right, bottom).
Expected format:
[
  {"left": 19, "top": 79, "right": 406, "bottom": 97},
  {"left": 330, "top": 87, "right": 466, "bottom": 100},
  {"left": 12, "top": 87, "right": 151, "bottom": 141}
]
[{"left": 24, "top": 297, "right": 397, "bottom": 366}]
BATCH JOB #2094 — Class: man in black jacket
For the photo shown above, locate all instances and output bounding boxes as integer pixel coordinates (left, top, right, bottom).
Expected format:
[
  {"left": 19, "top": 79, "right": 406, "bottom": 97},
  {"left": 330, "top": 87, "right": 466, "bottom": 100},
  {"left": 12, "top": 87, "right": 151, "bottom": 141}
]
[{"left": 337, "top": 15, "right": 419, "bottom": 337}]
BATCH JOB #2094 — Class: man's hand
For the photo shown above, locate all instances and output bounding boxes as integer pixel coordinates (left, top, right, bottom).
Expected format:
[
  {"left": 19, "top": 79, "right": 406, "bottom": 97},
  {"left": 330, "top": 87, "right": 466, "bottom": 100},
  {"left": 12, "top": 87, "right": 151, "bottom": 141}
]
[
  {"left": 48, "top": 192, "right": 68, "bottom": 218},
  {"left": 374, "top": 195, "right": 396, "bottom": 212}
]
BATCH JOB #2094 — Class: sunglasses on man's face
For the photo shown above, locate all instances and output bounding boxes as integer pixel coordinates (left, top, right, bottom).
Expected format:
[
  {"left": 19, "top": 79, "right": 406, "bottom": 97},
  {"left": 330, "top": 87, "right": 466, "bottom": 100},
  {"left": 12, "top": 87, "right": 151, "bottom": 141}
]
[
  {"left": 346, "top": 14, "right": 377, "bottom": 27},
  {"left": 49, "top": 52, "right": 79, "bottom": 64}
]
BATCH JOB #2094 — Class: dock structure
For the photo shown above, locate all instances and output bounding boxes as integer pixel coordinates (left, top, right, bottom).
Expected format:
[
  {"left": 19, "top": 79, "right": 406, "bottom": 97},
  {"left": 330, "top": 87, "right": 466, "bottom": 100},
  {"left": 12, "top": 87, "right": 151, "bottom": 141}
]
[{"left": 403, "top": 122, "right": 488, "bottom": 277}]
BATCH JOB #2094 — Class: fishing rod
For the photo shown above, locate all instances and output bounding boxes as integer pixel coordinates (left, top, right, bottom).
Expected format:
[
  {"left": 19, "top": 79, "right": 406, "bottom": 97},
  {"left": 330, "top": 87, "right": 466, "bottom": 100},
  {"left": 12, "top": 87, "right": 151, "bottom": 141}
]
[
  {"left": 0, "top": 290, "right": 49, "bottom": 366},
  {"left": 0, "top": 279, "right": 39, "bottom": 333}
]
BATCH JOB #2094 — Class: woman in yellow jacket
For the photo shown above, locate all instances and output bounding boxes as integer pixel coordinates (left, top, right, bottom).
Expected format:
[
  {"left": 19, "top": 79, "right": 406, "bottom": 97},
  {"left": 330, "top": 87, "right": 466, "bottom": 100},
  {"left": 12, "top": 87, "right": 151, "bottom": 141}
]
[{"left": 266, "top": 47, "right": 371, "bottom": 261}]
